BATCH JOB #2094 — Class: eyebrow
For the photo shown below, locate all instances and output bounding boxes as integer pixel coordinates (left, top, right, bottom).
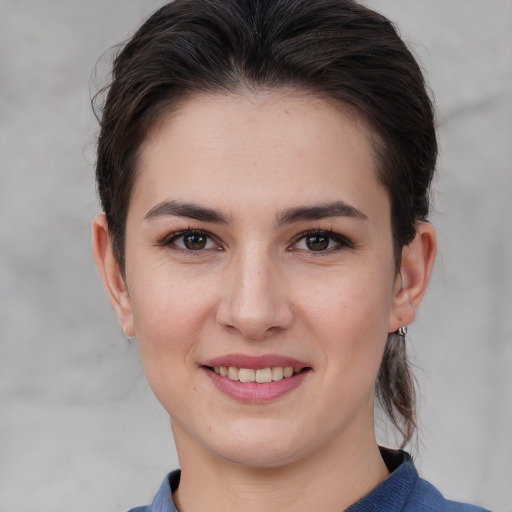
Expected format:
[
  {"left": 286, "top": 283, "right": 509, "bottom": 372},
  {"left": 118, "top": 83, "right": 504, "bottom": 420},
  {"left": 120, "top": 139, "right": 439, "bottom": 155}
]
[
  {"left": 143, "top": 199, "right": 367, "bottom": 225},
  {"left": 143, "top": 200, "right": 231, "bottom": 224},
  {"left": 276, "top": 201, "right": 368, "bottom": 225}
]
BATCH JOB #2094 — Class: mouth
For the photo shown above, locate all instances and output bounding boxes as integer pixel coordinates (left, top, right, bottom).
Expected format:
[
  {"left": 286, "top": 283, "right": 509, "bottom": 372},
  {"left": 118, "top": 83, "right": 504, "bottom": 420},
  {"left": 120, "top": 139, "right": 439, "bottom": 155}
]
[
  {"left": 205, "top": 365, "right": 309, "bottom": 383},
  {"left": 201, "top": 354, "right": 312, "bottom": 401}
]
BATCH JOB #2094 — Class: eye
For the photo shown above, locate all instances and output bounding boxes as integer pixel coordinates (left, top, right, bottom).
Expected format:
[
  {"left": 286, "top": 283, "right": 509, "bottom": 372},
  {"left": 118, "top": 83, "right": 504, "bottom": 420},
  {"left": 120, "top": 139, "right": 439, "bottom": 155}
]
[
  {"left": 292, "top": 230, "right": 352, "bottom": 252},
  {"left": 162, "top": 229, "right": 220, "bottom": 251}
]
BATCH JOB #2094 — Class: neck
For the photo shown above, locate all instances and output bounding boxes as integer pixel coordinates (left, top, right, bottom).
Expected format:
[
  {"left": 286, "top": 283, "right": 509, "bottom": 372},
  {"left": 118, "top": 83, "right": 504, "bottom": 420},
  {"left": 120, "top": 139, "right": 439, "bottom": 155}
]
[{"left": 172, "top": 423, "right": 389, "bottom": 512}]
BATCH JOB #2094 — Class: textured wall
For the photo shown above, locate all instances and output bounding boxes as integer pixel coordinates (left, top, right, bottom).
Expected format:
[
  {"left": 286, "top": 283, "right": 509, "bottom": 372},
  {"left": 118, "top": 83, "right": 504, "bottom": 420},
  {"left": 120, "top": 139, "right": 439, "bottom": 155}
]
[{"left": 1, "top": 1, "right": 510, "bottom": 511}]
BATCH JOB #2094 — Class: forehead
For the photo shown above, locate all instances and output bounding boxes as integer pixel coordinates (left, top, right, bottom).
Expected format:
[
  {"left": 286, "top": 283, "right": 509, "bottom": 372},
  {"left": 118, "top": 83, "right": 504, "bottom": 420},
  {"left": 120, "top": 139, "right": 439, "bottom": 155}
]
[
  {"left": 145, "top": 89, "right": 376, "bottom": 158},
  {"left": 132, "top": 91, "right": 388, "bottom": 221}
]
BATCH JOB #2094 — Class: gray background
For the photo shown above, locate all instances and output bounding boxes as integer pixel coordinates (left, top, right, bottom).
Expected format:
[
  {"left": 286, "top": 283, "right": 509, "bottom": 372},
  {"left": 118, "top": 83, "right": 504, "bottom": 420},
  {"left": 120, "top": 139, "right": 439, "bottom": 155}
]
[{"left": 0, "top": 1, "right": 511, "bottom": 511}]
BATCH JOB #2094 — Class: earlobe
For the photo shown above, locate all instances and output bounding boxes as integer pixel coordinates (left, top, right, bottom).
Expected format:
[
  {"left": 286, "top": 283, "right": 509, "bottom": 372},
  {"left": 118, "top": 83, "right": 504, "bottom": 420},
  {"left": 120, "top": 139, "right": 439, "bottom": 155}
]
[
  {"left": 91, "top": 213, "right": 135, "bottom": 337},
  {"left": 389, "top": 221, "right": 437, "bottom": 333}
]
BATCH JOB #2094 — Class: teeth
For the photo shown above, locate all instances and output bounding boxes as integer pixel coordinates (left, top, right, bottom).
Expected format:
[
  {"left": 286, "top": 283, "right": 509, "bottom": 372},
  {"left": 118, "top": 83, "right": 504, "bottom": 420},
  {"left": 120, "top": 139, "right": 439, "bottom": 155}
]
[
  {"left": 256, "top": 368, "right": 272, "bottom": 383},
  {"left": 239, "top": 368, "right": 255, "bottom": 382},
  {"left": 212, "top": 365, "right": 303, "bottom": 383},
  {"left": 228, "top": 366, "right": 239, "bottom": 380},
  {"left": 271, "top": 367, "right": 284, "bottom": 381}
]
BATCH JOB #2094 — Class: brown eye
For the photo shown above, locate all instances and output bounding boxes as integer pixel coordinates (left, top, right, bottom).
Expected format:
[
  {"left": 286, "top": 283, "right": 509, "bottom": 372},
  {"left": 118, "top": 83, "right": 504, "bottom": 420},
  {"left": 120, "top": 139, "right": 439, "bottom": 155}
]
[
  {"left": 183, "top": 232, "right": 208, "bottom": 250},
  {"left": 293, "top": 230, "right": 353, "bottom": 253},
  {"left": 162, "top": 229, "right": 218, "bottom": 251},
  {"left": 305, "top": 234, "right": 330, "bottom": 251}
]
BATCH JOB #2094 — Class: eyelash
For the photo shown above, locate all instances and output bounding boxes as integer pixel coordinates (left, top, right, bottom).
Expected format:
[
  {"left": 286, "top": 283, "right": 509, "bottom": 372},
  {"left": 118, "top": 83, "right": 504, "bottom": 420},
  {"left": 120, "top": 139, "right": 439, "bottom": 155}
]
[
  {"left": 159, "top": 229, "right": 221, "bottom": 252},
  {"left": 158, "top": 228, "right": 354, "bottom": 254},
  {"left": 290, "top": 229, "right": 354, "bottom": 253}
]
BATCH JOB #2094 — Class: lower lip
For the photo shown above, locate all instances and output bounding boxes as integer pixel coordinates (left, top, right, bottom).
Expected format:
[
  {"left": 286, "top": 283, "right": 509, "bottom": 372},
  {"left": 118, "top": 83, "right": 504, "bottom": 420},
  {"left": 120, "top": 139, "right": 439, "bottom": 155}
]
[{"left": 203, "top": 368, "right": 310, "bottom": 403}]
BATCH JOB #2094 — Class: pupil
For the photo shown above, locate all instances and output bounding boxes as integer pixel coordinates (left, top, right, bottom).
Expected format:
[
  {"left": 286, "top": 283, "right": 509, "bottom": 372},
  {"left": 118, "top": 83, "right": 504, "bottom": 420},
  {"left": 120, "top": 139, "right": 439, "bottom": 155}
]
[
  {"left": 306, "top": 235, "right": 329, "bottom": 251},
  {"left": 184, "top": 233, "right": 207, "bottom": 250}
]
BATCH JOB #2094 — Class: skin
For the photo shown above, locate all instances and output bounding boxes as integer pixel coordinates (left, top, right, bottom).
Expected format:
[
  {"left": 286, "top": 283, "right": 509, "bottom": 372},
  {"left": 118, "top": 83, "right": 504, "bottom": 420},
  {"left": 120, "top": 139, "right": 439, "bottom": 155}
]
[{"left": 93, "top": 91, "right": 436, "bottom": 512}]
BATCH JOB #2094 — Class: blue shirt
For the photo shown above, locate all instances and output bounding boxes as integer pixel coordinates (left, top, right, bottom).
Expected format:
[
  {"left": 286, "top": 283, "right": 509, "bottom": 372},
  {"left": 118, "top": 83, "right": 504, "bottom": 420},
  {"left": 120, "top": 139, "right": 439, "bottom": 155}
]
[{"left": 128, "top": 448, "right": 490, "bottom": 512}]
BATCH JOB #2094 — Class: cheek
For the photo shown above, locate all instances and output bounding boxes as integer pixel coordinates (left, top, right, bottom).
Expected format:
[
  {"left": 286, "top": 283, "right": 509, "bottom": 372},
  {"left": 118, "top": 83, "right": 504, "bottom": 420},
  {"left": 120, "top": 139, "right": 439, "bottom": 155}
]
[
  {"left": 127, "top": 267, "right": 216, "bottom": 369},
  {"left": 296, "top": 263, "right": 393, "bottom": 377},
  {"left": 298, "top": 262, "right": 394, "bottom": 334},
  {"left": 127, "top": 275, "right": 216, "bottom": 415}
]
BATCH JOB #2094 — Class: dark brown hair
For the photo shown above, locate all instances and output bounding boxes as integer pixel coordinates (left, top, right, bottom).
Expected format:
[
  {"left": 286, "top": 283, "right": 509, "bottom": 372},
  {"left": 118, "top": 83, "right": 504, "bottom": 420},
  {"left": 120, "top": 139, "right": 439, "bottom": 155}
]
[{"left": 94, "top": 0, "right": 437, "bottom": 446}]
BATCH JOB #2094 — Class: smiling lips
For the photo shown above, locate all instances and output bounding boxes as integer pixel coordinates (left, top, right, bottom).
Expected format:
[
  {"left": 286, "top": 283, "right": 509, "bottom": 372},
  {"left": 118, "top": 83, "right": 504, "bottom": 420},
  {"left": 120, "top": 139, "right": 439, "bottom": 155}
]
[{"left": 203, "top": 355, "right": 311, "bottom": 402}]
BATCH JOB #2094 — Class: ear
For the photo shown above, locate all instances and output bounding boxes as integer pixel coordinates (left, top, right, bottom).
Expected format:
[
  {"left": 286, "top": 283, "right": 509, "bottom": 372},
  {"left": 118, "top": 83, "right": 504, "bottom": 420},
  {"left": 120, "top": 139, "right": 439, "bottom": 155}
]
[
  {"left": 91, "top": 213, "right": 135, "bottom": 337},
  {"left": 388, "top": 221, "right": 437, "bottom": 332}
]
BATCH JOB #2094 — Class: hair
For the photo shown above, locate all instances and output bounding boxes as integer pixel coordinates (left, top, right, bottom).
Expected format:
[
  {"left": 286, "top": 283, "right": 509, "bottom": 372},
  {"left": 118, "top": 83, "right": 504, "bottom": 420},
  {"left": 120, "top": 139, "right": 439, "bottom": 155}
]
[{"left": 94, "top": 0, "right": 437, "bottom": 446}]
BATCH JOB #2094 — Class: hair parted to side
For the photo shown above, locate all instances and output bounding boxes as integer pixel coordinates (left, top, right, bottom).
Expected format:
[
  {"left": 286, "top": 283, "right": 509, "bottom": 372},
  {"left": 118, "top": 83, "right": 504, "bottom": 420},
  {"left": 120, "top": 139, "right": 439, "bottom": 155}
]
[{"left": 94, "top": 0, "right": 437, "bottom": 446}]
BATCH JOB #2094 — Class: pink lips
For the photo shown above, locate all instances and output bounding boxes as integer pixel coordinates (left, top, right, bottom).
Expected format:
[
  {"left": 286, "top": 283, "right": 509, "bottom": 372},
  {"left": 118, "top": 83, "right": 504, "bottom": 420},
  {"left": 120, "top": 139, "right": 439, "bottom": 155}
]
[{"left": 202, "top": 353, "right": 311, "bottom": 403}]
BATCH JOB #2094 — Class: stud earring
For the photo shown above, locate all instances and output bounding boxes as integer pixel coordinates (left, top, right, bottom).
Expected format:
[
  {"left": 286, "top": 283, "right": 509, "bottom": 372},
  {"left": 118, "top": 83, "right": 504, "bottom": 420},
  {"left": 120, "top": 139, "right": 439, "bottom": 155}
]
[{"left": 397, "top": 326, "right": 408, "bottom": 336}]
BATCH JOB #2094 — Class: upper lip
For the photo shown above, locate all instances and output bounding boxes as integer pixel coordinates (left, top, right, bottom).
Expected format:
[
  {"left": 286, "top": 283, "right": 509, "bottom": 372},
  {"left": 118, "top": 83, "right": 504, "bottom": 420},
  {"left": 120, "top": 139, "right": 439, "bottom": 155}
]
[{"left": 203, "top": 353, "right": 311, "bottom": 370}]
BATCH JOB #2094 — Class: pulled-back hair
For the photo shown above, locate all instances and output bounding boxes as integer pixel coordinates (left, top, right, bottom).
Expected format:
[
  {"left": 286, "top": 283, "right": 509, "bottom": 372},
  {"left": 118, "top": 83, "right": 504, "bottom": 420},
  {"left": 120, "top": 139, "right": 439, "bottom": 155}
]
[{"left": 94, "top": 0, "right": 437, "bottom": 446}]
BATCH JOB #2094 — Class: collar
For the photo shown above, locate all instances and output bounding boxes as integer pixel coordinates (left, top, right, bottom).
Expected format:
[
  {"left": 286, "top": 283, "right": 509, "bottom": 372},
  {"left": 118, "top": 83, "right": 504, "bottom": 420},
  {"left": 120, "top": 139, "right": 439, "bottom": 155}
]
[{"left": 346, "top": 447, "right": 418, "bottom": 511}]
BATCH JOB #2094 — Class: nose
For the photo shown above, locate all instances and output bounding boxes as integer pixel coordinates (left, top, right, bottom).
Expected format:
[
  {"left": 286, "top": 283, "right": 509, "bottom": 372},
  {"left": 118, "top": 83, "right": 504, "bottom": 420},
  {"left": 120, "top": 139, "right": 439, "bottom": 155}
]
[{"left": 215, "top": 247, "right": 294, "bottom": 340}]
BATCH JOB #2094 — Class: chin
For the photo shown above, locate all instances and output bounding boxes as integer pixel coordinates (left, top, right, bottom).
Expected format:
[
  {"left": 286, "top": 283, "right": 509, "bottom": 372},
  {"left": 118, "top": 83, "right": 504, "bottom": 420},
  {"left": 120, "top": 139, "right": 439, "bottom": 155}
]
[
  {"left": 217, "top": 443, "right": 304, "bottom": 469},
  {"left": 204, "top": 425, "right": 316, "bottom": 469}
]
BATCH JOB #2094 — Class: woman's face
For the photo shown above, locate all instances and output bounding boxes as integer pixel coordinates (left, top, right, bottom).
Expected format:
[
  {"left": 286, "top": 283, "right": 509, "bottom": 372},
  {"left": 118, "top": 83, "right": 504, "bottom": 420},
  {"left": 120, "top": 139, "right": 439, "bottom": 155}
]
[{"left": 115, "top": 92, "right": 406, "bottom": 467}]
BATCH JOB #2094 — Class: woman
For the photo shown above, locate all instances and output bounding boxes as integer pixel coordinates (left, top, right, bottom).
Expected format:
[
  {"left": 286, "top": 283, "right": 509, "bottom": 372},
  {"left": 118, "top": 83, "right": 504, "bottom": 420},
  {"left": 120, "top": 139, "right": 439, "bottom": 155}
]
[{"left": 92, "top": 0, "right": 490, "bottom": 510}]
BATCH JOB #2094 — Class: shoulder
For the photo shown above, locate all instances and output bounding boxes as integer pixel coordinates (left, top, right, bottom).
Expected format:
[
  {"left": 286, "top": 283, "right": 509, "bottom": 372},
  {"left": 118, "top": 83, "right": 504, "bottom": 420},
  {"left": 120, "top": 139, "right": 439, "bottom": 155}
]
[
  {"left": 372, "top": 447, "right": 491, "bottom": 512},
  {"left": 406, "top": 473, "right": 491, "bottom": 512}
]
